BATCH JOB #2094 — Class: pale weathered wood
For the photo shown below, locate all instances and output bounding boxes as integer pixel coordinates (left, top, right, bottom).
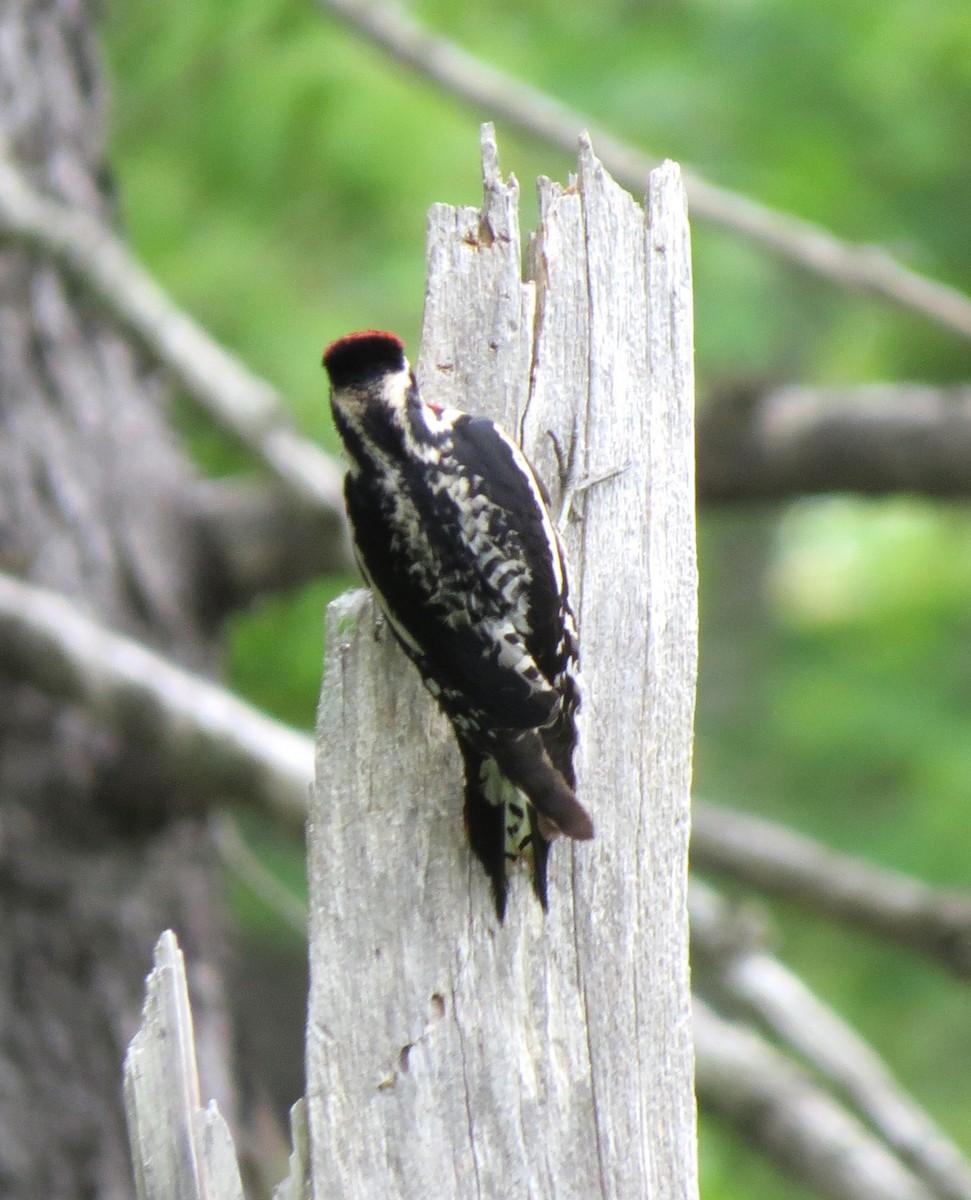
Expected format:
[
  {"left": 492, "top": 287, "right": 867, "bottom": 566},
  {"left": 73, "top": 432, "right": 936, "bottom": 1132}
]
[
  {"left": 641, "top": 156, "right": 699, "bottom": 1197},
  {"left": 273, "top": 1100, "right": 311, "bottom": 1200},
  {"left": 124, "top": 931, "right": 244, "bottom": 1200},
  {"left": 308, "top": 128, "right": 698, "bottom": 1199},
  {"left": 416, "top": 125, "right": 534, "bottom": 426}
]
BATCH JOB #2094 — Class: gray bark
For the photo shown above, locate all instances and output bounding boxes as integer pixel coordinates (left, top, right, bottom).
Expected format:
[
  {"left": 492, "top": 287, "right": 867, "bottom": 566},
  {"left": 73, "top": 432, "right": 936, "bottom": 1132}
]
[
  {"left": 308, "top": 129, "right": 699, "bottom": 1198},
  {"left": 0, "top": 4, "right": 234, "bottom": 1196}
]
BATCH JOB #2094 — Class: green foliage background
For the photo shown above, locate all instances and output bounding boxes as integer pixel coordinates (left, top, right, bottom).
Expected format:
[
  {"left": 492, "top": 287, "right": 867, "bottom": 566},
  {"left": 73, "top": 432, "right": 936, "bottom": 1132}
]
[{"left": 102, "top": 1, "right": 971, "bottom": 1195}]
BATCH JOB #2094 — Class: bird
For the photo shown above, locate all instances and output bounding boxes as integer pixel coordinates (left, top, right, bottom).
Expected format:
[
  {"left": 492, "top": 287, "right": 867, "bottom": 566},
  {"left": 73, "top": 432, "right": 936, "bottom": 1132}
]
[{"left": 323, "top": 330, "right": 593, "bottom": 919}]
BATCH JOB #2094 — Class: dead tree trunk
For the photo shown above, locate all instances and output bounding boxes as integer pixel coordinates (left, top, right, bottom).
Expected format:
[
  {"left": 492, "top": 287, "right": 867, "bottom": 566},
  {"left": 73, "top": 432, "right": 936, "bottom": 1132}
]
[
  {"left": 309, "top": 128, "right": 699, "bottom": 1198},
  {"left": 0, "top": 4, "right": 234, "bottom": 1196}
]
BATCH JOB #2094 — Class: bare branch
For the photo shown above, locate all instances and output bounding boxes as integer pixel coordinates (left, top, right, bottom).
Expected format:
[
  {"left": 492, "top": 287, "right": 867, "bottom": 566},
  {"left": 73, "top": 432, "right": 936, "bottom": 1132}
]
[
  {"left": 698, "top": 383, "right": 971, "bottom": 501},
  {"left": 691, "top": 882, "right": 971, "bottom": 1200},
  {"left": 0, "top": 571, "right": 311, "bottom": 832},
  {"left": 9, "top": 569, "right": 967, "bottom": 994},
  {"left": 692, "top": 801, "right": 971, "bottom": 978},
  {"left": 7, "top": 143, "right": 971, "bottom": 536},
  {"left": 10, "top": 557, "right": 966, "bottom": 1198},
  {"left": 0, "top": 157, "right": 347, "bottom": 519},
  {"left": 142, "top": 381, "right": 971, "bottom": 595},
  {"left": 694, "top": 998, "right": 936, "bottom": 1200},
  {"left": 316, "top": 0, "right": 971, "bottom": 342}
]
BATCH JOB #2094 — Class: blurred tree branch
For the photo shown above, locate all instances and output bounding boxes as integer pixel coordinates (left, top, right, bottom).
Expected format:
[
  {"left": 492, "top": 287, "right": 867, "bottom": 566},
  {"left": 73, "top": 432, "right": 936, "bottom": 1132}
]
[
  {"left": 698, "top": 384, "right": 971, "bottom": 501},
  {"left": 0, "top": 157, "right": 350, "bottom": 543},
  {"left": 0, "top": 571, "right": 311, "bottom": 831},
  {"left": 5, "top": 567, "right": 971, "bottom": 1198},
  {"left": 316, "top": 0, "right": 971, "bottom": 343},
  {"left": 4, "top": 149, "right": 971, "bottom": 599},
  {"left": 693, "top": 801, "right": 971, "bottom": 978},
  {"left": 694, "top": 998, "right": 937, "bottom": 1200},
  {"left": 210, "top": 813, "right": 309, "bottom": 937},
  {"left": 5, "top": 565, "right": 971, "bottom": 984},
  {"left": 691, "top": 882, "right": 971, "bottom": 1200}
]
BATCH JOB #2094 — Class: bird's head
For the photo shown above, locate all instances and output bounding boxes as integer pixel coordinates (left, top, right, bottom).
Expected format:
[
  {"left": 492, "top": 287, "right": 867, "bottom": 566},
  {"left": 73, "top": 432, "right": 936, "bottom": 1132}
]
[{"left": 323, "top": 330, "right": 407, "bottom": 392}]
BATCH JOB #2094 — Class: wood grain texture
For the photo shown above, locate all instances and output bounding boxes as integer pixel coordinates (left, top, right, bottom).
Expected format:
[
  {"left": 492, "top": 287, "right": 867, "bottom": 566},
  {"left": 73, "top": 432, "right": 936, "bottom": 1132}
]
[
  {"left": 124, "top": 932, "right": 244, "bottom": 1200},
  {"left": 308, "top": 128, "right": 698, "bottom": 1200},
  {"left": 416, "top": 125, "right": 535, "bottom": 427}
]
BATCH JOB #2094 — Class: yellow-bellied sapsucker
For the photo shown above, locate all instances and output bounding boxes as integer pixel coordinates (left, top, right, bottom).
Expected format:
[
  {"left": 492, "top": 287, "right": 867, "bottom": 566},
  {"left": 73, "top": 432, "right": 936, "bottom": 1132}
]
[{"left": 323, "top": 331, "right": 593, "bottom": 919}]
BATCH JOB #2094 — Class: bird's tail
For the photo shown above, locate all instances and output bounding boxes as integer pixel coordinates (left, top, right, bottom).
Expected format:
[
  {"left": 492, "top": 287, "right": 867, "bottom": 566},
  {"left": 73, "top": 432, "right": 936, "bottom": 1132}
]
[
  {"left": 459, "top": 733, "right": 592, "bottom": 920},
  {"left": 490, "top": 730, "right": 593, "bottom": 841}
]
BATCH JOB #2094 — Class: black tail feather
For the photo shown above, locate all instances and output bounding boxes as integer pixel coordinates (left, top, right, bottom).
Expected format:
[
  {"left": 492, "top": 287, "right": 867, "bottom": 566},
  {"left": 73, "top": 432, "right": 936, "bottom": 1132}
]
[
  {"left": 529, "top": 808, "right": 551, "bottom": 911},
  {"left": 462, "top": 756, "right": 509, "bottom": 921},
  {"left": 459, "top": 740, "right": 561, "bottom": 921}
]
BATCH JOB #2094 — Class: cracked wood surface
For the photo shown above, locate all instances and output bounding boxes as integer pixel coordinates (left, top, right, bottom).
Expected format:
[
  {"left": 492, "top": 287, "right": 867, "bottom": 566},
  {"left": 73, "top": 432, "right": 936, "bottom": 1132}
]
[
  {"left": 308, "top": 127, "right": 699, "bottom": 1200},
  {"left": 124, "top": 932, "right": 244, "bottom": 1200}
]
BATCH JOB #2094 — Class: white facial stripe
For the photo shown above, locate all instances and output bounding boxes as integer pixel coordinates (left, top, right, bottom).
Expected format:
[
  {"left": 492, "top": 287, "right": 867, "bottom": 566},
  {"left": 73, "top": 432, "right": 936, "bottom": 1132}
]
[{"left": 379, "top": 364, "right": 414, "bottom": 409}]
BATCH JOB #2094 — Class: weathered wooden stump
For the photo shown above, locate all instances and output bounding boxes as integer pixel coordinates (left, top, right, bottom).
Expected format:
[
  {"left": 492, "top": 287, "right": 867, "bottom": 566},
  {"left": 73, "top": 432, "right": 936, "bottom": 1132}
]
[{"left": 309, "top": 126, "right": 698, "bottom": 1200}]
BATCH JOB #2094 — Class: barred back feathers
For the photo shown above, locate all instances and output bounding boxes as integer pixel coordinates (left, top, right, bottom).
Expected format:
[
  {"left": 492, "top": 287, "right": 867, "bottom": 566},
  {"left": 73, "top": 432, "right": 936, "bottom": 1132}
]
[{"left": 323, "top": 330, "right": 592, "bottom": 919}]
